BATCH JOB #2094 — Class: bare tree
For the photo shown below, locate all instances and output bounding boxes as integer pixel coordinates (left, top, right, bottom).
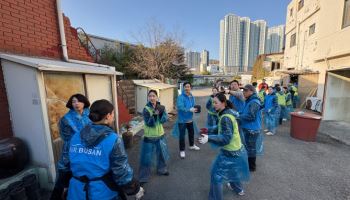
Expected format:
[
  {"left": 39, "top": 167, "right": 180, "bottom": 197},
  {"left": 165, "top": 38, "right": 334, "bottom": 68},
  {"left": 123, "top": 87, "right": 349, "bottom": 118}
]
[{"left": 129, "top": 21, "right": 191, "bottom": 82}]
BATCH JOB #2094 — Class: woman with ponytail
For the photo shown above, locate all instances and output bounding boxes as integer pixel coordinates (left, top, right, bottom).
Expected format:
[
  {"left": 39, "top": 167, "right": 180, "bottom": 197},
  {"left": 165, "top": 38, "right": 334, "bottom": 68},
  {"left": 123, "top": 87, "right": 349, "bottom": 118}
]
[
  {"left": 65, "top": 99, "right": 144, "bottom": 200},
  {"left": 199, "top": 93, "right": 250, "bottom": 200},
  {"left": 138, "top": 90, "right": 170, "bottom": 184}
]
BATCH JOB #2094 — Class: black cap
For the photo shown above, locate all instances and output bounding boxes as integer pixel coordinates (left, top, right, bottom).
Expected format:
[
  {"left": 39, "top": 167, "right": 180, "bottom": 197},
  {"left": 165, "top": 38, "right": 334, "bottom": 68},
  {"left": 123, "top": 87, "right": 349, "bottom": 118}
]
[{"left": 243, "top": 84, "right": 256, "bottom": 93}]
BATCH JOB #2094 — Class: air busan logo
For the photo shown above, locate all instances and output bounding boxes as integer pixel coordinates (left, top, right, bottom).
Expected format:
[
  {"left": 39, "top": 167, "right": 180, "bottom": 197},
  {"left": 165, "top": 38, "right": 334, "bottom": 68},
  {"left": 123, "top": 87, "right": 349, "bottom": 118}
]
[{"left": 70, "top": 144, "right": 102, "bottom": 156}]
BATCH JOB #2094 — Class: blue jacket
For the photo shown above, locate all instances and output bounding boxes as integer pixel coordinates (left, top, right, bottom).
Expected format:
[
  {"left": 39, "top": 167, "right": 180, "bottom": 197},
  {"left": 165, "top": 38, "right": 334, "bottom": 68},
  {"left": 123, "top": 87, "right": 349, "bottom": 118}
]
[
  {"left": 240, "top": 93, "right": 262, "bottom": 131},
  {"left": 229, "top": 92, "right": 245, "bottom": 113},
  {"left": 67, "top": 124, "right": 133, "bottom": 200},
  {"left": 58, "top": 108, "right": 91, "bottom": 171},
  {"left": 264, "top": 93, "right": 279, "bottom": 112},
  {"left": 176, "top": 91, "right": 195, "bottom": 123},
  {"left": 143, "top": 101, "right": 168, "bottom": 127}
]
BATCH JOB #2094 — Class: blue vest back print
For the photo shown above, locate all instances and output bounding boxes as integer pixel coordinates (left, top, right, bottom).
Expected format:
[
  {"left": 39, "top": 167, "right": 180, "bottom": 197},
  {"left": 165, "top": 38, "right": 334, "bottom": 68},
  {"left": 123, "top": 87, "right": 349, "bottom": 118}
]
[
  {"left": 68, "top": 124, "right": 119, "bottom": 199},
  {"left": 57, "top": 108, "right": 91, "bottom": 171}
]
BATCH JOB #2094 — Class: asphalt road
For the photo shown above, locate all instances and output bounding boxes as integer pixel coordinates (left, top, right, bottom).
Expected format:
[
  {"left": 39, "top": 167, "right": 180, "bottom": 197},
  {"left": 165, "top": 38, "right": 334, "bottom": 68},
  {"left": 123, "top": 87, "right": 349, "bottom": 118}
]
[{"left": 126, "top": 88, "right": 350, "bottom": 200}]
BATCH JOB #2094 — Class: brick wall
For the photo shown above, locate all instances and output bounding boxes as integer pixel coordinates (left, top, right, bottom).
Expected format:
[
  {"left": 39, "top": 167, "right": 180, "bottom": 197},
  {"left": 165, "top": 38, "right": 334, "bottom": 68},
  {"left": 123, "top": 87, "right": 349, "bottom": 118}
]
[
  {"left": 0, "top": 0, "right": 95, "bottom": 138},
  {"left": 0, "top": 0, "right": 94, "bottom": 61}
]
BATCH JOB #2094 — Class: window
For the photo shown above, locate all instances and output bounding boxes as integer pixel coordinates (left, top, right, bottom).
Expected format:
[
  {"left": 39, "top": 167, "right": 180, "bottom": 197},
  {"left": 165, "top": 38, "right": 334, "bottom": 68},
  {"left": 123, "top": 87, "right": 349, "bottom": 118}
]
[
  {"left": 298, "top": 0, "right": 304, "bottom": 11},
  {"left": 290, "top": 8, "right": 294, "bottom": 17},
  {"left": 309, "top": 23, "right": 316, "bottom": 35},
  {"left": 343, "top": 0, "right": 350, "bottom": 28},
  {"left": 290, "top": 33, "right": 296, "bottom": 47}
]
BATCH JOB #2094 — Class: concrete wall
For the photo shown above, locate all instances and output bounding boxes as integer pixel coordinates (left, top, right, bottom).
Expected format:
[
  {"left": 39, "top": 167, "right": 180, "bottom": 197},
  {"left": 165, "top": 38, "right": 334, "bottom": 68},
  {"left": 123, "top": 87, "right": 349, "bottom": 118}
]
[{"left": 323, "top": 72, "right": 350, "bottom": 122}]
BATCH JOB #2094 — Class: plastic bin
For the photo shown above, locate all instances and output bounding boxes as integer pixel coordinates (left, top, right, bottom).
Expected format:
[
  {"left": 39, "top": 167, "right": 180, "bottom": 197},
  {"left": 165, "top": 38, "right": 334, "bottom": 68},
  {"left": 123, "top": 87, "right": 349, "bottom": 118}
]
[{"left": 290, "top": 111, "right": 322, "bottom": 142}]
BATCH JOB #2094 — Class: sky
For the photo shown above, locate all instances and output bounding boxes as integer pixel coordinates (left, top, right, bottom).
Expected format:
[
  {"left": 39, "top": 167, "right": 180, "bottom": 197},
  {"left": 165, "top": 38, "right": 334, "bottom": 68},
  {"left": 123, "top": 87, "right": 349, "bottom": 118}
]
[{"left": 62, "top": 0, "right": 291, "bottom": 60}]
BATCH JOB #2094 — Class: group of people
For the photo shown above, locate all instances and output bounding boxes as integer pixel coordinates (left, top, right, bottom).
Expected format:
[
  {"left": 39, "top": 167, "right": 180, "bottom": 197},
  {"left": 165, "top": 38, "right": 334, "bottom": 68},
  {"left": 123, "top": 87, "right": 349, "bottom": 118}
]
[
  {"left": 50, "top": 79, "right": 298, "bottom": 200},
  {"left": 253, "top": 79, "right": 299, "bottom": 135}
]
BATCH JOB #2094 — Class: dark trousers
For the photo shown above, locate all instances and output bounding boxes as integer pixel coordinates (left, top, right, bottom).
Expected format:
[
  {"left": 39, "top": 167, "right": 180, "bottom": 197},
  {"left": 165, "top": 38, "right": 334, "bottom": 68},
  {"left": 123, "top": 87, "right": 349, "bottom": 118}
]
[
  {"left": 248, "top": 157, "right": 256, "bottom": 171},
  {"left": 50, "top": 171, "right": 72, "bottom": 200},
  {"left": 178, "top": 122, "right": 194, "bottom": 151}
]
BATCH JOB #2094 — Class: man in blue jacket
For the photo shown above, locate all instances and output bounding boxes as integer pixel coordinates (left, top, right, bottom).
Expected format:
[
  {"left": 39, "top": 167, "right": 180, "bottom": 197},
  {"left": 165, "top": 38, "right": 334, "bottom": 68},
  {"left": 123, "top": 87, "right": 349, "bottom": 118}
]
[
  {"left": 239, "top": 84, "right": 263, "bottom": 172},
  {"left": 176, "top": 82, "right": 200, "bottom": 159}
]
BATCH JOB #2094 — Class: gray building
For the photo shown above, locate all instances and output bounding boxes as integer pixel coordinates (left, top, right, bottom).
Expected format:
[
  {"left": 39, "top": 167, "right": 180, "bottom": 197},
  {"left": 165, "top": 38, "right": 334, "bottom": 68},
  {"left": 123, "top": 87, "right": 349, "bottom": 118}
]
[
  {"left": 85, "top": 34, "right": 136, "bottom": 54},
  {"left": 185, "top": 51, "right": 201, "bottom": 71},
  {"left": 265, "top": 25, "right": 285, "bottom": 54}
]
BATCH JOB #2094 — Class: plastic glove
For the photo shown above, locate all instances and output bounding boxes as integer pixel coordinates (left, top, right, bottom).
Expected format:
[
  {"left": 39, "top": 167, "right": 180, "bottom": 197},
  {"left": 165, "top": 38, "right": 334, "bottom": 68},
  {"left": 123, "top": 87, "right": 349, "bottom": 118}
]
[
  {"left": 198, "top": 134, "right": 208, "bottom": 144},
  {"left": 135, "top": 187, "right": 144, "bottom": 200},
  {"left": 190, "top": 107, "right": 196, "bottom": 113}
]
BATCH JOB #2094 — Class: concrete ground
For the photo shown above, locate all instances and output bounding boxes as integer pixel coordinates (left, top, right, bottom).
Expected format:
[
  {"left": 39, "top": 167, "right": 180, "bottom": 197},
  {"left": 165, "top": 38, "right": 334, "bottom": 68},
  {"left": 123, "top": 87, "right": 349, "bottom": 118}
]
[{"left": 126, "top": 87, "right": 350, "bottom": 200}]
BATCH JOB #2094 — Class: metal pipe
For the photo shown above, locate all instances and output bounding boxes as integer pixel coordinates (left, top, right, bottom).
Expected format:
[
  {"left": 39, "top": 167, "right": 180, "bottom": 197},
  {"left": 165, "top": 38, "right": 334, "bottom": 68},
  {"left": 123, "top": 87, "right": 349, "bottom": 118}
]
[{"left": 56, "top": 0, "right": 69, "bottom": 61}]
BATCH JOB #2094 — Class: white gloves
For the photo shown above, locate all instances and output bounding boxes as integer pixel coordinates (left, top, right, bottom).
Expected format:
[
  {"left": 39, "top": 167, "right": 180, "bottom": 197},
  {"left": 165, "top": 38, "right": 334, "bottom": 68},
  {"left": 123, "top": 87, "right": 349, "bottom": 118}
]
[
  {"left": 135, "top": 187, "right": 144, "bottom": 200},
  {"left": 190, "top": 107, "right": 196, "bottom": 113},
  {"left": 198, "top": 134, "right": 208, "bottom": 144}
]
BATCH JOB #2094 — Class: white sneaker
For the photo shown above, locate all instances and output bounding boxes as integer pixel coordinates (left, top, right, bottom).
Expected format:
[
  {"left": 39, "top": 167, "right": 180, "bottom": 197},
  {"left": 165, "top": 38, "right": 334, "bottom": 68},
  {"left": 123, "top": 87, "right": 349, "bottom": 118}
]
[
  {"left": 227, "top": 183, "right": 233, "bottom": 190},
  {"left": 189, "top": 145, "right": 200, "bottom": 151},
  {"left": 282, "top": 118, "right": 287, "bottom": 121},
  {"left": 238, "top": 190, "right": 245, "bottom": 196},
  {"left": 264, "top": 129, "right": 268, "bottom": 132},
  {"left": 227, "top": 183, "right": 245, "bottom": 196},
  {"left": 180, "top": 151, "right": 185, "bottom": 159},
  {"left": 266, "top": 132, "right": 274, "bottom": 136}
]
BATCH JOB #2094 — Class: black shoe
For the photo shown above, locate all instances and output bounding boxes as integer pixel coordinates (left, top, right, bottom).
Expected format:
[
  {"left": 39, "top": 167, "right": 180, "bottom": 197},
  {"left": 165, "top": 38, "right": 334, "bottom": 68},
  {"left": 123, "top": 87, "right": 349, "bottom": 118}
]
[
  {"left": 158, "top": 171, "right": 170, "bottom": 176},
  {"left": 249, "top": 167, "right": 256, "bottom": 172}
]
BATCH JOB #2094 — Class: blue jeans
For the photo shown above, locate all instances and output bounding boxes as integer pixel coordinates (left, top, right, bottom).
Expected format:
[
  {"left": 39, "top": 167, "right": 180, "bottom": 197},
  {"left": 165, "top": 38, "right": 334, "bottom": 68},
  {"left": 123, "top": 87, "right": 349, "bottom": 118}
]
[{"left": 138, "top": 138, "right": 168, "bottom": 182}]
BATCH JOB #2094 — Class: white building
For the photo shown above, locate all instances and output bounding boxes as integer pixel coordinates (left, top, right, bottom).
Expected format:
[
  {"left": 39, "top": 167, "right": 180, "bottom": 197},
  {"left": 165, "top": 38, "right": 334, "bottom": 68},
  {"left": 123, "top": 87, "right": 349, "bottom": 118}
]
[
  {"left": 265, "top": 25, "right": 285, "bottom": 54},
  {"left": 200, "top": 50, "right": 209, "bottom": 73},
  {"left": 219, "top": 14, "right": 241, "bottom": 74},
  {"left": 240, "top": 17, "right": 251, "bottom": 72},
  {"left": 284, "top": 0, "right": 350, "bottom": 122},
  {"left": 185, "top": 51, "right": 201, "bottom": 72}
]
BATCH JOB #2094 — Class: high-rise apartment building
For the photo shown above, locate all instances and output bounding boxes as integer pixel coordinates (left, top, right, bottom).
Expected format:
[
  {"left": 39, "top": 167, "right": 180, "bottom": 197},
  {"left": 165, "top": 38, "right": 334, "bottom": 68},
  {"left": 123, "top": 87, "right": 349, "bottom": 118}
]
[
  {"left": 219, "top": 14, "right": 241, "bottom": 74},
  {"left": 219, "top": 13, "right": 269, "bottom": 73},
  {"left": 201, "top": 50, "right": 209, "bottom": 67},
  {"left": 185, "top": 51, "right": 201, "bottom": 71},
  {"left": 265, "top": 25, "right": 285, "bottom": 54}
]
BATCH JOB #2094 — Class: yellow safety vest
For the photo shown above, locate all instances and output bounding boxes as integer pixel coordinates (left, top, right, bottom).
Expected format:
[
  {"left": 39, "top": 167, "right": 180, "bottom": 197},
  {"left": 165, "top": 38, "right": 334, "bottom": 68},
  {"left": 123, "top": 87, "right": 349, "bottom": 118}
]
[
  {"left": 286, "top": 93, "right": 292, "bottom": 106},
  {"left": 291, "top": 86, "right": 298, "bottom": 96},
  {"left": 258, "top": 91, "right": 265, "bottom": 103},
  {"left": 143, "top": 106, "right": 164, "bottom": 138},
  {"left": 218, "top": 114, "right": 242, "bottom": 151},
  {"left": 276, "top": 93, "right": 286, "bottom": 106}
]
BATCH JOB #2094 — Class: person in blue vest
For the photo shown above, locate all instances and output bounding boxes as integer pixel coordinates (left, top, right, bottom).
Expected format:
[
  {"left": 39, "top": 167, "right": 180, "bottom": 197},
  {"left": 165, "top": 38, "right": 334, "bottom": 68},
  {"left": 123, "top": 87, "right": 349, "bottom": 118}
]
[
  {"left": 239, "top": 84, "right": 263, "bottom": 172},
  {"left": 264, "top": 86, "right": 279, "bottom": 136},
  {"left": 173, "top": 82, "right": 200, "bottom": 159},
  {"left": 139, "top": 90, "right": 169, "bottom": 184},
  {"left": 50, "top": 94, "right": 91, "bottom": 200},
  {"left": 199, "top": 93, "right": 250, "bottom": 199},
  {"left": 228, "top": 80, "right": 245, "bottom": 113},
  {"left": 206, "top": 87, "right": 219, "bottom": 130},
  {"left": 66, "top": 99, "right": 144, "bottom": 200}
]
